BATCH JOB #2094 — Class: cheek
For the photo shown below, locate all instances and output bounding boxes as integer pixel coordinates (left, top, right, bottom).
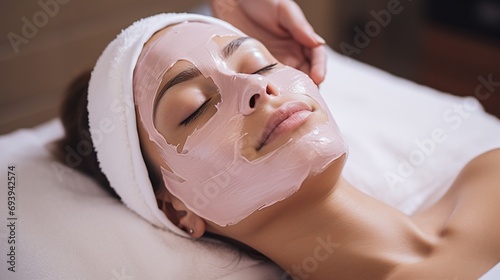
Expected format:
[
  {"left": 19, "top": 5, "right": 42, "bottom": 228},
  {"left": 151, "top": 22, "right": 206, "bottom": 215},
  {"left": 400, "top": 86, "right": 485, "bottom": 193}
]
[{"left": 276, "top": 69, "right": 316, "bottom": 95}]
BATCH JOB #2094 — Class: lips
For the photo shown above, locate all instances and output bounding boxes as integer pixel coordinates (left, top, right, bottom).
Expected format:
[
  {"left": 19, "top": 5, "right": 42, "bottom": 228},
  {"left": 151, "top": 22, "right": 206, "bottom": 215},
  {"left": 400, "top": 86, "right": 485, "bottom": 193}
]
[{"left": 258, "top": 102, "right": 313, "bottom": 150}]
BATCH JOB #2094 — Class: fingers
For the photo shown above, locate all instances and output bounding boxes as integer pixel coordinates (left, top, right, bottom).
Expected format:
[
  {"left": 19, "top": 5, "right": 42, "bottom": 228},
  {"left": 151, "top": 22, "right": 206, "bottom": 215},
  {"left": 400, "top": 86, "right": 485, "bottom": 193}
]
[
  {"left": 278, "top": 0, "right": 325, "bottom": 47},
  {"left": 308, "top": 45, "right": 327, "bottom": 85},
  {"left": 278, "top": 0, "right": 326, "bottom": 85}
]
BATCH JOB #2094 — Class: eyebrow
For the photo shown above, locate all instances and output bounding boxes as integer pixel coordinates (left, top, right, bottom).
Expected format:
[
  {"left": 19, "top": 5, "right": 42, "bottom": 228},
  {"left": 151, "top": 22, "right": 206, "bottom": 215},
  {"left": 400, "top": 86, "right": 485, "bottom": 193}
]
[
  {"left": 222, "top": 37, "right": 250, "bottom": 58},
  {"left": 154, "top": 66, "right": 202, "bottom": 113},
  {"left": 154, "top": 37, "right": 250, "bottom": 116}
]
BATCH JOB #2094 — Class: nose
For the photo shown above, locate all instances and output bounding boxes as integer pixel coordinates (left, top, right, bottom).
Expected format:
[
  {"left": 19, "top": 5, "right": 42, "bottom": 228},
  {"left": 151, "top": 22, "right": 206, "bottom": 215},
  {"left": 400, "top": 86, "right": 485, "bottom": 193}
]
[{"left": 240, "top": 76, "right": 279, "bottom": 115}]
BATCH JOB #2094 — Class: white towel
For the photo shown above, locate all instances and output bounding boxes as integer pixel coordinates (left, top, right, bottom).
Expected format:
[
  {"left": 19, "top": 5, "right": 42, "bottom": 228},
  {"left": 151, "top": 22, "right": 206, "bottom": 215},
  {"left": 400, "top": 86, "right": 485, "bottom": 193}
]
[{"left": 87, "top": 13, "right": 244, "bottom": 237}]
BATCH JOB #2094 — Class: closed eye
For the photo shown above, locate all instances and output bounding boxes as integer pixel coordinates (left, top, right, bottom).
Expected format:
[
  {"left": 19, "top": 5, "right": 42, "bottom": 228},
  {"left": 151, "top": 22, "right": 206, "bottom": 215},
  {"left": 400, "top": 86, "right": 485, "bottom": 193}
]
[
  {"left": 179, "top": 63, "right": 276, "bottom": 126},
  {"left": 252, "top": 63, "right": 277, "bottom": 75},
  {"left": 180, "top": 98, "right": 212, "bottom": 126}
]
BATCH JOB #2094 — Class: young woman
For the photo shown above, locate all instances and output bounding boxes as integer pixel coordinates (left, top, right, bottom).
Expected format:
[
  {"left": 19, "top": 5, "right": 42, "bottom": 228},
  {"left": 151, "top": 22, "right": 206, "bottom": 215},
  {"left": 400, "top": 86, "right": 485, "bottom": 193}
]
[{"left": 58, "top": 13, "right": 500, "bottom": 279}]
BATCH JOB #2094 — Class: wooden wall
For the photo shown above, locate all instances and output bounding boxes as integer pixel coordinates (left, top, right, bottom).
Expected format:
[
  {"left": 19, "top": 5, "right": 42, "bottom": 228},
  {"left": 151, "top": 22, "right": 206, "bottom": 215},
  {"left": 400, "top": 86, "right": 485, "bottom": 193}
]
[
  {"left": 2, "top": 1, "right": 496, "bottom": 135},
  {"left": 0, "top": 0, "right": 205, "bottom": 134}
]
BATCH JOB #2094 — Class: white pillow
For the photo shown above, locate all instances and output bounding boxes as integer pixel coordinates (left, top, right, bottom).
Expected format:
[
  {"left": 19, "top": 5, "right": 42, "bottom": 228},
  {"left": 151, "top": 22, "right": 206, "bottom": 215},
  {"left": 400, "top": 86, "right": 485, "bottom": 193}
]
[{"left": 0, "top": 121, "right": 284, "bottom": 279}]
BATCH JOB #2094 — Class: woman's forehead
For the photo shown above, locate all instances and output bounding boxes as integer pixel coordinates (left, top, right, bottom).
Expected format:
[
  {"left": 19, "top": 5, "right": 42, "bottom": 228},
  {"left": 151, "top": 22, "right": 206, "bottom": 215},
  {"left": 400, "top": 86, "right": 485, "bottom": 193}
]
[
  {"left": 144, "top": 21, "right": 241, "bottom": 49},
  {"left": 139, "top": 22, "right": 247, "bottom": 83},
  {"left": 134, "top": 21, "right": 248, "bottom": 102}
]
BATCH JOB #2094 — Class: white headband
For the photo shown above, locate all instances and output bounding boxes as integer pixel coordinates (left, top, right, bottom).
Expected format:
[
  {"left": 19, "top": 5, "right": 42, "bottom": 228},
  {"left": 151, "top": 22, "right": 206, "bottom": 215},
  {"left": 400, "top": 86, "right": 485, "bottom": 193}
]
[{"left": 87, "top": 13, "right": 244, "bottom": 237}]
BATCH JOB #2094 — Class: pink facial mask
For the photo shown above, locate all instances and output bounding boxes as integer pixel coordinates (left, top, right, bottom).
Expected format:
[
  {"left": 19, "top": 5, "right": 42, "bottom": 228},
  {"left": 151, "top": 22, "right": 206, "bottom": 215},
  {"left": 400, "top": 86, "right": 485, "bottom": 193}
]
[{"left": 134, "top": 21, "right": 347, "bottom": 226}]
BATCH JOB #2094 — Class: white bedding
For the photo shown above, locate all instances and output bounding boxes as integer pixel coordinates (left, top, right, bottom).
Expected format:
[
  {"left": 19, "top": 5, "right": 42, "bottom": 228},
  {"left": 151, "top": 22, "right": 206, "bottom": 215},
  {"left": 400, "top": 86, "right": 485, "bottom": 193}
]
[{"left": 1, "top": 46, "right": 499, "bottom": 279}]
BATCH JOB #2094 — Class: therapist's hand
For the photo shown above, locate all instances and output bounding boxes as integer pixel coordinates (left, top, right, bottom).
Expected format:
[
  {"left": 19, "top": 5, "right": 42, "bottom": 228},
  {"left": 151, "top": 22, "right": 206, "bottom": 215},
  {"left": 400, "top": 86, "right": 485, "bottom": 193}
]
[{"left": 210, "top": 0, "right": 327, "bottom": 85}]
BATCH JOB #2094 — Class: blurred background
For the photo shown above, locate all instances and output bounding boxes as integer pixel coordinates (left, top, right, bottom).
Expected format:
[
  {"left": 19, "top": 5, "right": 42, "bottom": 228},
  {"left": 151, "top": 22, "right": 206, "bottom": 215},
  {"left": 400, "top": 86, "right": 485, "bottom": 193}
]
[{"left": 1, "top": 0, "right": 499, "bottom": 134}]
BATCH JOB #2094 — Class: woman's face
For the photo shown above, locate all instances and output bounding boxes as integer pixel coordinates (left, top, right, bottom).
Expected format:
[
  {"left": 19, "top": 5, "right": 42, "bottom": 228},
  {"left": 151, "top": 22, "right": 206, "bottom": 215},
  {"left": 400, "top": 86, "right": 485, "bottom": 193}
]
[
  {"left": 134, "top": 21, "right": 347, "bottom": 227},
  {"left": 156, "top": 43, "right": 324, "bottom": 159}
]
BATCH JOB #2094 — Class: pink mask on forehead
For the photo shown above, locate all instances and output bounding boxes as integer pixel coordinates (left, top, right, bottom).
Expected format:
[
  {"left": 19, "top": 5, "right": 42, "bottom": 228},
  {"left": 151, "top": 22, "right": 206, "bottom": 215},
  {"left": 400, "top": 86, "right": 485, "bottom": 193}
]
[{"left": 134, "top": 21, "right": 347, "bottom": 227}]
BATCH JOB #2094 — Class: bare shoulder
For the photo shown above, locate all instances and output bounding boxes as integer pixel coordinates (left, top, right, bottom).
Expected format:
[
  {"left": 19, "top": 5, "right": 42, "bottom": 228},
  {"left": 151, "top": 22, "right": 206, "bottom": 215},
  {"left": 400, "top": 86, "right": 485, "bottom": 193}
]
[
  {"left": 448, "top": 148, "right": 500, "bottom": 244},
  {"left": 459, "top": 148, "right": 500, "bottom": 179},
  {"left": 438, "top": 148, "right": 500, "bottom": 277},
  {"left": 389, "top": 149, "right": 500, "bottom": 279}
]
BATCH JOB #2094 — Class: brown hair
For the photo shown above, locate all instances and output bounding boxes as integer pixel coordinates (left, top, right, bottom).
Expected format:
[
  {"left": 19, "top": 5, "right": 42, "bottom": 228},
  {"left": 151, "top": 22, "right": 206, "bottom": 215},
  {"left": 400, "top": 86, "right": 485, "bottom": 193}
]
[
  {"left": 56, "top": 71, "right": 271, "bottom": 262},
  {"left": 55, "top": 70, "right": 118, "bottom": 198}
]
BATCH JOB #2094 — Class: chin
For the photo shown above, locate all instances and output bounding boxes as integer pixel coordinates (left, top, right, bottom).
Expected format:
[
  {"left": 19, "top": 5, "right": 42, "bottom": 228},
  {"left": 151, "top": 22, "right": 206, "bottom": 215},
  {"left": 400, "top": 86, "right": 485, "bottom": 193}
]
[{"left": 303, "top": 152, "right": 347, "bottom": 193}]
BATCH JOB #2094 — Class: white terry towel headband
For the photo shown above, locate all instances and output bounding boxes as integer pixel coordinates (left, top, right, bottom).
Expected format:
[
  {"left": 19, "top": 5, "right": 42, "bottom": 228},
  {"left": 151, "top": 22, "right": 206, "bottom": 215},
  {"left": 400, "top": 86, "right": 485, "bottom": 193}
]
[{"left": 87, "top": 13, "right": 244, "bottom": 237}]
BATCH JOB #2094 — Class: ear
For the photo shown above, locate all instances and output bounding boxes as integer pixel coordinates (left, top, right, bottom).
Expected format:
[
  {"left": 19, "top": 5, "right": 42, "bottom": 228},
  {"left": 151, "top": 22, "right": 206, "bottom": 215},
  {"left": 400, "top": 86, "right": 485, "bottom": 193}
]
[{"left": 157, "top": 189, "right": 206, "bottom": 238}]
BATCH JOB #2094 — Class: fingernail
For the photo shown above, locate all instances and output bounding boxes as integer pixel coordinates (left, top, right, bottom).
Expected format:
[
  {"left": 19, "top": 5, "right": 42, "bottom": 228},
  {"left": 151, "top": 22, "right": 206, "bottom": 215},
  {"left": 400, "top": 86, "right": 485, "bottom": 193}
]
[{"left": 314, "top": 33, "right": 326, "bottom": 44}]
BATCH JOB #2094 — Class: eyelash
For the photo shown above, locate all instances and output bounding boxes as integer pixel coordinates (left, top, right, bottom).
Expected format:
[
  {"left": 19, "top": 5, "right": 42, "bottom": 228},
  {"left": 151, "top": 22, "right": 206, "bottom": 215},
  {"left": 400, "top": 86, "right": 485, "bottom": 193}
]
[
  {"left": 180, "top": 63, "right": 277, "bottom": 126},
  {"left": 181, "top": 98, "right": 212, "bottom": 126},
  {"left": 252, "top": 63, "right": 277, "bottom": 75}
]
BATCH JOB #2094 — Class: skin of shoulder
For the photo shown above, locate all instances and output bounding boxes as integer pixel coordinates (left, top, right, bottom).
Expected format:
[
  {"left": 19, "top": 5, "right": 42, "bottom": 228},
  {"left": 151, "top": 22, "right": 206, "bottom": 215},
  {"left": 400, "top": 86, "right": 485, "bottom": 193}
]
[{"left": 387, "top": 148, "right": 500, "bottom": 279}]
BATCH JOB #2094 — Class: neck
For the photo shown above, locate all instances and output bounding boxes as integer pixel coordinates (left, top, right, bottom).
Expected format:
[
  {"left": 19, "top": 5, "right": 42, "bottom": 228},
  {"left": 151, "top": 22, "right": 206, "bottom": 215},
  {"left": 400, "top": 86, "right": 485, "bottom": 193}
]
[{"left": 239, "top": 167, "right": 438, "bottom": 280}]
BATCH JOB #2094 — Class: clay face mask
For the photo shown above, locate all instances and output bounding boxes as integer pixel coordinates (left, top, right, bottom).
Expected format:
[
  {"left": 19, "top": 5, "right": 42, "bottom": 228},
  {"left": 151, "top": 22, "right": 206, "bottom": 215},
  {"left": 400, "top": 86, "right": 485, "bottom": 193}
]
[{"left": 134, "top": 21, "right": 348, "bottom": 226}]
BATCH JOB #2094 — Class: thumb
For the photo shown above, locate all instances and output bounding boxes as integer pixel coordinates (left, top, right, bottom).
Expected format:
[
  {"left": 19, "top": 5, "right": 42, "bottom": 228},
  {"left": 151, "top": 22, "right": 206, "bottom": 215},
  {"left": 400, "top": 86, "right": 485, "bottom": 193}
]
[{"left": 278, "top": 0, "right": 325, "bottom": 47}]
